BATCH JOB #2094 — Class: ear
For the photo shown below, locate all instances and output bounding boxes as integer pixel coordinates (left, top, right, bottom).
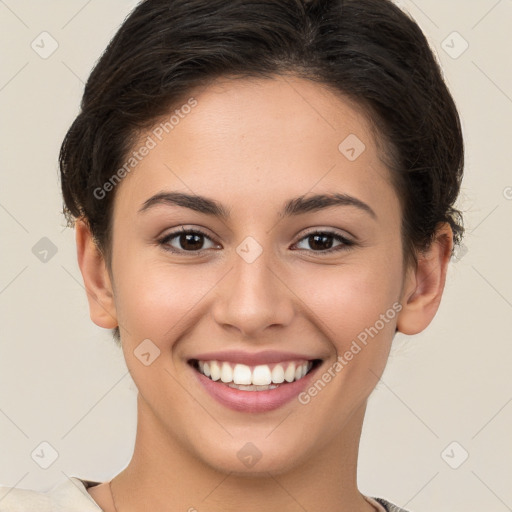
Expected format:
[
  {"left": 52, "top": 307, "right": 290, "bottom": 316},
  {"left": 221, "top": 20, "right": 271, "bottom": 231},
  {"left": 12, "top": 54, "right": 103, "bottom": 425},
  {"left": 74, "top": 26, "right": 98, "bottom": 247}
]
[
  {"left": 75, "top": 218, "right": 118, "bottom": 329},
  {"left": 396, "top": 222, "right": 454, "bottom": 335}
]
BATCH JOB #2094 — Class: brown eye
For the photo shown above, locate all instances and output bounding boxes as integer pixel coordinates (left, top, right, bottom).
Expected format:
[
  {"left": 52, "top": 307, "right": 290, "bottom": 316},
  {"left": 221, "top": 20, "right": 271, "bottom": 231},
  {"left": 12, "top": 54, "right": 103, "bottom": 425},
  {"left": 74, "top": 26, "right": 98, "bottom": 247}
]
[
  {"left": 294, "top": 231, "right": 354, "bottom": 254},
  {"left": 159, "top": 228, "right": 219, "bottom": 253}
]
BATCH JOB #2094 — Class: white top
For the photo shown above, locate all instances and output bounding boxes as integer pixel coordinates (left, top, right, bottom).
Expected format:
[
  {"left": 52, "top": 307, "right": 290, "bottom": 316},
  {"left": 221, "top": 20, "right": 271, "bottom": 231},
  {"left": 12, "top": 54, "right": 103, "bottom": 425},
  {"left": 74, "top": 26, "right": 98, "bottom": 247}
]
[
  {"left": 0, "top": 476, "right": 405, "bottom": 512},
  {"left": 0, "top": 477, "right": 102, "bottom": 512}
]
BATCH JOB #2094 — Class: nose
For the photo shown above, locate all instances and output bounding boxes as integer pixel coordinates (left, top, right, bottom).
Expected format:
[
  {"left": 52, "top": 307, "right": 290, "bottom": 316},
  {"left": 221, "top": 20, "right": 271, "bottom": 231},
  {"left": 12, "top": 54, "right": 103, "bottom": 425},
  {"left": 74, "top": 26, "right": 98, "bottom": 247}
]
[{"left": 211, "top": 244, "right": 295, "bottom": 339}]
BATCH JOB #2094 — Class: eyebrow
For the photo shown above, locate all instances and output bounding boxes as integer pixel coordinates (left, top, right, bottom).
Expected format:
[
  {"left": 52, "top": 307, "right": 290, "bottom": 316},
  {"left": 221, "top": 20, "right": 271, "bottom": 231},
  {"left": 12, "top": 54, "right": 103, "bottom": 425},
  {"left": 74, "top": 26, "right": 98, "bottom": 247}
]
[{"left": 138, "top": 191, "right": 377, "bottom": 220}]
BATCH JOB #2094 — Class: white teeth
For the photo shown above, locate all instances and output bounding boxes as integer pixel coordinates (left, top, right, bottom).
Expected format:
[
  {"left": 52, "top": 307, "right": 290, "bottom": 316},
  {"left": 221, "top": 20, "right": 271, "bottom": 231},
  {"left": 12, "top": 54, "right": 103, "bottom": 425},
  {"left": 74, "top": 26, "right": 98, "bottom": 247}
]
[
  {"left": 252, "top": 365, "right": 272, "bottom": 386},
  {"left": 271, "top": 364, "right": 285, "bottom": 384},
  {"left": 220, "top": 362, "right": 233, "bottom": 383},
  {"left": 284, "top": 363, "right": 296, "bottom": 383},
  {"left": 233, "top": 364, "right": 252, "bottom": 385},
  {"left": 228, "top": 383, "right": 279, "bottom": 391},
  {"left": 210, "top": 361, "right": 221, "bottom": 381},
  {"left": 295, "top": 363, "right": 308, "bottom": 380},
  {"left": 195, "top": 359, "right": 315, "bottom": 386}
]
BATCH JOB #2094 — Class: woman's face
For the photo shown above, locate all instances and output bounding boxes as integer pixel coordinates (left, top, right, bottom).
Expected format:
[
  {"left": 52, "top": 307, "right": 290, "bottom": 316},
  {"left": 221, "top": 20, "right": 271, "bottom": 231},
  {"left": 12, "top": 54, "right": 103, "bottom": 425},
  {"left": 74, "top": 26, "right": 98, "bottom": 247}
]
[{"left": 105, "top": 75, "right": 412, "bottom": 473}]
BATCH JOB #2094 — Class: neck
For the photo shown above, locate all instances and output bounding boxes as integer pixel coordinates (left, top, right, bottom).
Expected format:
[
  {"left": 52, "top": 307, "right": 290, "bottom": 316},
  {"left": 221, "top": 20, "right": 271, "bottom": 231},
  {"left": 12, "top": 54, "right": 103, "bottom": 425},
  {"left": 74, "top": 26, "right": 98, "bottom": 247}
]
[{"left": 110, "top": 394, "right": 374, "bottom": 512}]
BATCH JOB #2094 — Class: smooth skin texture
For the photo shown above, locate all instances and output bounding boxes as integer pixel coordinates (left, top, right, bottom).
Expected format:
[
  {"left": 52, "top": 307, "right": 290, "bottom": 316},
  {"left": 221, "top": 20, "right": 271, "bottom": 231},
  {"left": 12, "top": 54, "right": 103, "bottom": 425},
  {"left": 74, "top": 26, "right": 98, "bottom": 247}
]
[{"left": 77, "top": 75, "right": 453, "bottom": 512}]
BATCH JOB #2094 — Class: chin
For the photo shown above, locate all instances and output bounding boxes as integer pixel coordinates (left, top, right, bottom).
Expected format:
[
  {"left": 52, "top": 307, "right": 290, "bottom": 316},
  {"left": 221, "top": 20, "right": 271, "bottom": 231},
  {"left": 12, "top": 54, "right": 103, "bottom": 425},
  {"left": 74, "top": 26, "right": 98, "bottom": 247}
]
[{"left": 190, "top": 434, "right": 311, "bottom": 477}]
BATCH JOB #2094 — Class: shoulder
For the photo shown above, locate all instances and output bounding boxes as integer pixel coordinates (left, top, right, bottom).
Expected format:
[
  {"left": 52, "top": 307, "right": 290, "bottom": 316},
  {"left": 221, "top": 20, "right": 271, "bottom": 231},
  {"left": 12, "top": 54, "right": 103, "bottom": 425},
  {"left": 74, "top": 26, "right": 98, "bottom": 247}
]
[
  {"left": 0, "top": 485, "right": 51, "bottom": 512},
  {"left": 371, "top": 496, "right": 413, "bottom": 512},
  {"left": 0, "top": 477, "right": 103, "bottom": 512}
]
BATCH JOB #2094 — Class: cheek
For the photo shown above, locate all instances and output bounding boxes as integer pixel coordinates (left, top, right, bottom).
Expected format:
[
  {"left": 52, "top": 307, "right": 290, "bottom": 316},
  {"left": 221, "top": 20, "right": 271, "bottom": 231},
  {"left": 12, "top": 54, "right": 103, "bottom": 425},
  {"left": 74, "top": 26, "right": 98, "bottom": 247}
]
[
  {"left": 112, "top": 260, "right": 212, "bottom": 403},
  {"left": 298, "top": 257, "right": 402, "bottom": 345},
  {"left": 112, "top": 254, "right": 220, "bottom": 345},
  {"left": 293, "top": 263, "right": 402, "bottom": 420}
]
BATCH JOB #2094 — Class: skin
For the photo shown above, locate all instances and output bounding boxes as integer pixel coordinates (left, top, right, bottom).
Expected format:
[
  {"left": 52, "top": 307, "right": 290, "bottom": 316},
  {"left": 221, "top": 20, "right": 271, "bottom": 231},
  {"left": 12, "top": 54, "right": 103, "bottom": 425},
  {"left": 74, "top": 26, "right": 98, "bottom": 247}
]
[{"left": 76, "top": 75, "right": 453, "bottom": 512}]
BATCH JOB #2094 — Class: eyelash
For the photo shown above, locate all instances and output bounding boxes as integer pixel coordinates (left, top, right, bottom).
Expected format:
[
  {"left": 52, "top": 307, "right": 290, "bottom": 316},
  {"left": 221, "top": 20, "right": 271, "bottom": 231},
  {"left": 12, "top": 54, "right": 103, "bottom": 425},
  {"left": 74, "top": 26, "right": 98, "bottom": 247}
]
[{"left": 157, "top": 227, "right": 356, "bottom": 256}]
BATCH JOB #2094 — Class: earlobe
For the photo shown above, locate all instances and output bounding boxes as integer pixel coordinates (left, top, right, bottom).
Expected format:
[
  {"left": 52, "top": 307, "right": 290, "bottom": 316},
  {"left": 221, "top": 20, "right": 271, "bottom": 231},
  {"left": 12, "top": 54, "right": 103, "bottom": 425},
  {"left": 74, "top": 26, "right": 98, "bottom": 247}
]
[
  {"left": 75, "top": 218, "right": 118, "bottom": 329},
  {"left": 396, "top": 223, "right": 454, "bottom": 335}
]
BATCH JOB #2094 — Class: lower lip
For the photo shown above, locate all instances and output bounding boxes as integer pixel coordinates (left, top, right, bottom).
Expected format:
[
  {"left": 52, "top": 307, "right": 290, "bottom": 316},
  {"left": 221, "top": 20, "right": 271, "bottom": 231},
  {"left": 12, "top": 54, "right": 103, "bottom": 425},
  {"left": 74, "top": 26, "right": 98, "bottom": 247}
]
[{"left": 191, "top": 362, "right": 320, "bottom": 413}]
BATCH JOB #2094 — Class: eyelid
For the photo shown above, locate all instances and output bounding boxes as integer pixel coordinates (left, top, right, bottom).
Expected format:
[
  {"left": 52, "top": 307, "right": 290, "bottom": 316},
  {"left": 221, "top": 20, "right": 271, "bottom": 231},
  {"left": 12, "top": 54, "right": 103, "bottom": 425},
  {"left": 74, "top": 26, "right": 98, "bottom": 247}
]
[
  {"left": 291, "top": 228, "right": 355, "bottom": 255},
  {"left": 295, "top": 226, "right": 355, "bottom": 243}
]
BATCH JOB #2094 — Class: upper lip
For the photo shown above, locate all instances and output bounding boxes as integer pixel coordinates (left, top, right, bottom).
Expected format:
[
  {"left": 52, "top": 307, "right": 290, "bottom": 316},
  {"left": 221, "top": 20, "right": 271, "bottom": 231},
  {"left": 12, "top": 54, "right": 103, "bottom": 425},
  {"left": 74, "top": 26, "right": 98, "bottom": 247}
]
[{"left": 188, "top": 350, "right": 321, "bottom": 366}]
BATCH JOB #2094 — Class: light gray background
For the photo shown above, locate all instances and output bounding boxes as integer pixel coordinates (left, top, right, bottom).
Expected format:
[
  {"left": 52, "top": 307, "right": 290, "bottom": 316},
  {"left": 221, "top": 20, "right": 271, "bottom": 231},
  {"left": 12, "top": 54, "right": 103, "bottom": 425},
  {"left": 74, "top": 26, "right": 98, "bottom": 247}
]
[{"left": 0, "top": 1, "right": 511, "bottom": 511}]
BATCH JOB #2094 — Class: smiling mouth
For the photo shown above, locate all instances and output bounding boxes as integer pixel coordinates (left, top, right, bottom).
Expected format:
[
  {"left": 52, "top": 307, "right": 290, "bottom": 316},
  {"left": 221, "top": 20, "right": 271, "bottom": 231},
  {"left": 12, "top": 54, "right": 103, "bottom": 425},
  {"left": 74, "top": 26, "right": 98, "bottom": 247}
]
[{"left": 189, "top": 359, "right": 322, "bottom": 391}]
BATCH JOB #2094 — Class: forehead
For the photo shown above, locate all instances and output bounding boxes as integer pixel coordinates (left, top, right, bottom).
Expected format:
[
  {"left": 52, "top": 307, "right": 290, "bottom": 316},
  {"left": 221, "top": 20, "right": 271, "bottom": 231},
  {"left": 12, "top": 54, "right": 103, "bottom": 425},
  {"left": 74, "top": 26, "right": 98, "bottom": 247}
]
[{"left": 114, "top": 75, "right": 399, "bottom": 222}]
